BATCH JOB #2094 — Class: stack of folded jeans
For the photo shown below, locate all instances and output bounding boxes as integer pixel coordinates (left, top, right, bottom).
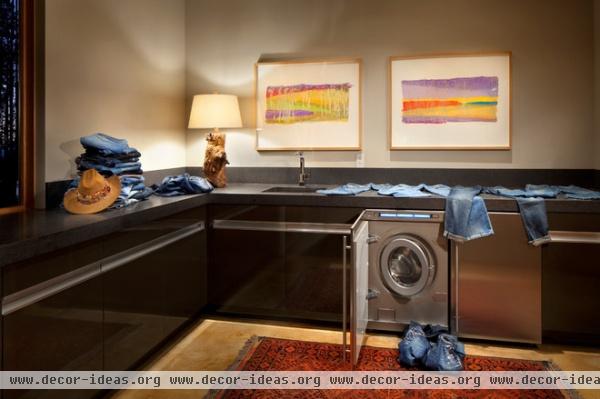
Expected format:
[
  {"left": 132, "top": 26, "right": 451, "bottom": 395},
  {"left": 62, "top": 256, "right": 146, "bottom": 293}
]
[
  {"left": 152, "top": 173, "right": 214, "bottom": 196},
  {"left": 76, "top": 133, "right": 142, "bottom": 176},
  {"left": 398, "top": 321, "right": 465, "bottom": 371}
]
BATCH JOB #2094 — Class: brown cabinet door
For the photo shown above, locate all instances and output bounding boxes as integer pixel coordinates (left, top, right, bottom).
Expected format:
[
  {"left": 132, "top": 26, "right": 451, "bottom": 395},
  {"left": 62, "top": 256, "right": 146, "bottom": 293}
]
[
  {"left": 3, "top": 278, "right": 103, "bottom": 399},
  {"left": 543, "top": 213, "right": 600, "bottom": 345}
]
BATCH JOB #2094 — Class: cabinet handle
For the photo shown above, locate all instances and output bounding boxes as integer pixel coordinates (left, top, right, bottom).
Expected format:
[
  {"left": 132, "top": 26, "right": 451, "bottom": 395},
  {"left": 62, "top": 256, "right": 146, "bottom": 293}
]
[
  {"left": 2, "top": 222, "right": 205, "bottom": 316},
  {"left": 548, "top": 230, "right": 600, "bottom": 244},
  {"left": 212, "top": 220, "right": 352, "bottom": 235}
]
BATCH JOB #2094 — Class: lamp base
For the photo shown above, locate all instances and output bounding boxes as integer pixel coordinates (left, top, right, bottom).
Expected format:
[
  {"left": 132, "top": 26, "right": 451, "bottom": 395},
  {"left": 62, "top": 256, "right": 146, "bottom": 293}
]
[{"left": 203, "top": 131, "right": 228, "bottom": 188}]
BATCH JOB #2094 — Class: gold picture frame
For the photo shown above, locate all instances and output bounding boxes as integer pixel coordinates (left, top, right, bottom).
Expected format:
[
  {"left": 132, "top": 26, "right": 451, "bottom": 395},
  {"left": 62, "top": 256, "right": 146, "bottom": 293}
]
[
  {"left": 255, "top": 58, "right": 362, "bottom": 151},
  {"left": 388, "top": 52, "right": 512, "bottom": 151}
]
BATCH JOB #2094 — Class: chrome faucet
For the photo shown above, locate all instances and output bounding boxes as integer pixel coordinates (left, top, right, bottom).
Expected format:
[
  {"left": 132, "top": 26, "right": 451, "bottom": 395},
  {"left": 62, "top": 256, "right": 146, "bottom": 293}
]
[{"left": 297, "top": 152, "right": 310, "bottom": 186}]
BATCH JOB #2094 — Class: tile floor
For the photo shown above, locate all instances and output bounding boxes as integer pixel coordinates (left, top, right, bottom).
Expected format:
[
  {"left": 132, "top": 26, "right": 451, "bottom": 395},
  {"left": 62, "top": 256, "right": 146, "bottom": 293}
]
[{"left": 113, "top": 318, "right": 600, "bottom": 399}]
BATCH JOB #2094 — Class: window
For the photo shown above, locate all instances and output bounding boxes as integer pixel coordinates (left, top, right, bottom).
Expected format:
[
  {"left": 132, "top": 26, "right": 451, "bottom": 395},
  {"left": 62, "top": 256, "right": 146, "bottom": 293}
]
[{"left": 0, "top": 0, "right": 33, "bottom": 212}]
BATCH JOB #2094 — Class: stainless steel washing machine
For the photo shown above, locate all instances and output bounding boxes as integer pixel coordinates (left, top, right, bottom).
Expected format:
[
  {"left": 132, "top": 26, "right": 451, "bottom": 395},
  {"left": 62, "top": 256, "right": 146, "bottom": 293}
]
[{"left": 362, "top": 209, "right": 449, "bottom": 332}]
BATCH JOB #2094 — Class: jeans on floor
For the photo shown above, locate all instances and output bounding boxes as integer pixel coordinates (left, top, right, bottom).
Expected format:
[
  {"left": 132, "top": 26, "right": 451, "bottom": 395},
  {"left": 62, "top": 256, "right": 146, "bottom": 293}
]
[
  {"left": 80, "top": 133, "right": 139, "bottom": 156},
  {"left": 444, "top": 186, "right": 494, "bottom": 242},
  {"left": 317, "top": 183, "right": 372, "bottom": 196},
  {"left": 398, "top": 322, "right": 430, "bottom": 367},
  {"left": 152, "top": 173, "right": 213, "bottom": 196}
]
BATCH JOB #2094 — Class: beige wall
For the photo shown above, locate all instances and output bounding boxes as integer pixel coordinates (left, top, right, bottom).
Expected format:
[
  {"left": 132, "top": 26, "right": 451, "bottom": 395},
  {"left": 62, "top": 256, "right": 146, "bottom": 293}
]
[
  {"left": 596, "top": 0, "right": 600, "bottom": 170},
  {"left": 45, "top": 0, "right": 187, "bottom": 182},
  {"left": 186, "top": 0, "right": 595, "bottom": 169}
]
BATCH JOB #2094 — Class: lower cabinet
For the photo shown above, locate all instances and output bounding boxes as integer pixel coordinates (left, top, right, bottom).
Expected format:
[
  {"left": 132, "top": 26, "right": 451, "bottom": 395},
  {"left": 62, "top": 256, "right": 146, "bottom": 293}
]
[
  {"left": 543, "top": 213, "right": 600, "bottom": 345},
  {"left": 1, "top": 207, "right": 207, "bottom": 398},
  {"left": 103, "top": 227, "right": 205, "bottom": 370},
  {"left": 3, "top": 278, "right": 103, "bottom": 399},
  {"left": 208, "top": 205, "right": 359, "bottom": 323},
  {"left": 451, "top": 212, "right": 542, "bottom": 344}
]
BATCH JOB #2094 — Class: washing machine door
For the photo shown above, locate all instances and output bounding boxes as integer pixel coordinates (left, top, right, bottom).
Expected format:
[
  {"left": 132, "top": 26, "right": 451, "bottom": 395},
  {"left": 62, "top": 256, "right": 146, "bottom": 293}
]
[{"left": 379, "top": 236, "right": 435, "bottom": 297}]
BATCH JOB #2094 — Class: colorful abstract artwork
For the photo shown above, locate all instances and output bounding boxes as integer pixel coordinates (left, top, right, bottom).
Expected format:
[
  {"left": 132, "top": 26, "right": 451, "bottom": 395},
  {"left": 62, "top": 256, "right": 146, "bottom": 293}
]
[
  {"left": 401, "top": 76, "right": 498, "bottom": 124},
  {"left": 265, "top": 83, "right": 351, "bottom": 124}
]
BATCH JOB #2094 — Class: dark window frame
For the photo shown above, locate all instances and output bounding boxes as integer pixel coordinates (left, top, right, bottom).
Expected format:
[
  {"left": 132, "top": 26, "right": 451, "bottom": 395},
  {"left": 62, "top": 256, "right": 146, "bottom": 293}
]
[{"left": 0, "top": 0, "right": 34, "bottom": 214}]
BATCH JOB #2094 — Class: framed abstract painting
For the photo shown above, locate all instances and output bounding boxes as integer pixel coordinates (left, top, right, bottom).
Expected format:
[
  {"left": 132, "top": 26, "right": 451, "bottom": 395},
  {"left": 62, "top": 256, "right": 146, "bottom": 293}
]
[
  {"left": 389, "top": 52, "right": 511, "bottom": 150},
  {"left": 255, "top": 58, "right": 361, "bottom": 151}
]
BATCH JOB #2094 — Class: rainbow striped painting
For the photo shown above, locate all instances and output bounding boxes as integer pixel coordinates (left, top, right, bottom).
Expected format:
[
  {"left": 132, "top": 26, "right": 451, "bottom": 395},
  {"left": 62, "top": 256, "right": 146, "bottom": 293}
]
[
  {"left": 265, "top": 83, "right": 351, "bottom": 124},
  {"left": 401, "top": 76, "right": 498, "bottom": 124}
]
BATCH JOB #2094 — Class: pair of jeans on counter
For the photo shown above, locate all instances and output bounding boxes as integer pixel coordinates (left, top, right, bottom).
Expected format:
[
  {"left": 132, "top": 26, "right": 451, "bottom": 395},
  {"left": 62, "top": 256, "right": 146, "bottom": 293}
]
[
  {"left": 111, "top": 175, "right": 153, "bottom": 209},
  {"left": 316, "top": 183, "right": 373, "bottom": 196},
  {"left": 528, "top": 184, "right": 600, "bottom": 200},
  {"left": 430, "top": 185, "right": 494, "bottom": 242},
  {"left": 376, "top": 183, "right": 493, "bottom": 242},
  {"left": 373, "top": 183, "right": 431, "bottom": 198},
  {"left": 485, "top": 186, "right": 552, "bottom": 246},
  {"left": 152, "top": 173, "right": 214, "bottom": 197}
]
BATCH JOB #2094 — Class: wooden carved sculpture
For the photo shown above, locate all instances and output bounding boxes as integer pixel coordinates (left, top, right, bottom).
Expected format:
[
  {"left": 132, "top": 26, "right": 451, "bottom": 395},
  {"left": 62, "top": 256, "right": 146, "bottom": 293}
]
[{"left": 203, "top": 132, "right": 229, "bottom": 188}]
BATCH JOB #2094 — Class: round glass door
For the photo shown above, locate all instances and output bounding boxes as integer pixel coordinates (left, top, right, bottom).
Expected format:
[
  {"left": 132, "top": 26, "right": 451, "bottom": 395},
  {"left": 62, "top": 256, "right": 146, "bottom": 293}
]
[{"left": 379, "top": 236, "right": 434, "bottom": 297}]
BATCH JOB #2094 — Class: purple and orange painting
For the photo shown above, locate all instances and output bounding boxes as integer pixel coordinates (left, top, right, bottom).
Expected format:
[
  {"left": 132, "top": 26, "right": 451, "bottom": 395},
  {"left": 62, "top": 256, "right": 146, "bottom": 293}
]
[
  {"left": 265, "top": 83, "right": 351, "bottom": 124},
  {"left": 401, "top": 76, "right": 498, "bottom": 124}
]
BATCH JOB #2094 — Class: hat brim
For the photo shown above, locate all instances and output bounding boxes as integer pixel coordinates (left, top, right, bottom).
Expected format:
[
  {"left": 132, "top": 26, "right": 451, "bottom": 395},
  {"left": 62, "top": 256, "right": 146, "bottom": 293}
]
[{"left": 64, "top": 175, "right": 121, "bottom": 214}]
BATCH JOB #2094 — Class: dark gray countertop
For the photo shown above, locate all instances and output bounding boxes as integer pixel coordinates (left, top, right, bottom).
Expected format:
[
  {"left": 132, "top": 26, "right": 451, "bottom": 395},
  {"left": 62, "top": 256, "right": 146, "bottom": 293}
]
[{"left": 1, "top": 182, "right": 599, "bottom": 268}]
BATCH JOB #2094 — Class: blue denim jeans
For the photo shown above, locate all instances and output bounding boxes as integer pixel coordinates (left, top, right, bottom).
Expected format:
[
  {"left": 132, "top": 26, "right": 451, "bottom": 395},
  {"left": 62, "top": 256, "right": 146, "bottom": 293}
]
[
  {"left": 80, "top": 133, "right": 139, "bottom": 156},
  {"left": 557, "top": 185, "right": 600, "bottom": 200},
  {"left": 152, "top": 173, "right": 213, "bottom": 196},
  {"left": 398, "top": 322, "right": 430, "bottom": 367},
  {"left": 486, "top": 186, "right": 551, "bottom": 245},
  {"left": 443, "top": 186, "right": 494, "bottom": 242},
  {"left": 424, "top": 333, "right": 465, "bottom": 371},
  {"left": 374, "top": 183, "right": 431, "bottom": 197},
  {"left": 423, "top": 184, "right": 451, "bottom": 197},
  {"left": 81, "top": 154, "right": 140, "bottom": 167},
  {"left": 317, "top": 183, "right": 372, "bottom": 196},
  {"left": 77, "top": 158, "right": 143, "bottom": 176}
]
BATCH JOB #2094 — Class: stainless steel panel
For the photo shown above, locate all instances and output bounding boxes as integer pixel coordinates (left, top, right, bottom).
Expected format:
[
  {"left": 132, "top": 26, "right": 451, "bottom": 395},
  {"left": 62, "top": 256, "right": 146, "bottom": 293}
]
[
  {"left": 452, "top": 212, "right": 541, "bottom": 344},
  {"left": 212, "top": 220, "right": 352, "bottom": 235},
  {"left": 549, "top": 230, "right": 600, "bottom": 244},
  {"left": 350, "top": 220, "right": 369, "bottom": 367}
]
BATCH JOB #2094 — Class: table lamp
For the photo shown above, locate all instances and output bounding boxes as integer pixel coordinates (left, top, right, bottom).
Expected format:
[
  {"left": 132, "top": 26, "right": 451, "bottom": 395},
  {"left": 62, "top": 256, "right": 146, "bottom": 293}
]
[{"left": 188, "top": 94, "right": 242, "bottom": 188}]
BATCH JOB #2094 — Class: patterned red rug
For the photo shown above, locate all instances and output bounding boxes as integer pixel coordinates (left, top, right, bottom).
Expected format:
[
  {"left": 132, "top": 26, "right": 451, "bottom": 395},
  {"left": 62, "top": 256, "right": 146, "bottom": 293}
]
[{"left": 213, "top": 336, "right": 579, "bottom": 399}]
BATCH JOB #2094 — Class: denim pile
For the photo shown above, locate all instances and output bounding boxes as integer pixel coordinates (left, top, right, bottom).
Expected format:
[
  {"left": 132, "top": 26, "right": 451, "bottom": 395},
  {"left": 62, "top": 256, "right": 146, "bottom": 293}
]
[
  {"left": 152, "top": 173, "right": 213, "bottom": 197},
  {"left": 318, "top": 182, "right": 600, "bottom": 245},
  {"left": 398, "top": 321, "right": 465, "bottom": 371},
  {"left": 74, "top": 133, "right": 150, "bottom": 208},
  {"left": 77, "top": 133, "right": 143, "bottom": 176}
]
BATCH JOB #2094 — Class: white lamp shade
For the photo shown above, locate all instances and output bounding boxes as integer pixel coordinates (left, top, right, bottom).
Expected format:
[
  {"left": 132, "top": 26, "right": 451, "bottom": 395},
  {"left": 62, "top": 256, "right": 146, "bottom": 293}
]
[{"left": 188, "top": 94, "right": 243, "bottom": 129}]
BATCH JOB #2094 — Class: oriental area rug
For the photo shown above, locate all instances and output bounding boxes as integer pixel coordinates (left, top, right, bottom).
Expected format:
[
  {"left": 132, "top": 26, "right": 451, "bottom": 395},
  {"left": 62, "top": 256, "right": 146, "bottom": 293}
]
[{"left": 212, "top": 336, "right": 580, "bottom": 399}]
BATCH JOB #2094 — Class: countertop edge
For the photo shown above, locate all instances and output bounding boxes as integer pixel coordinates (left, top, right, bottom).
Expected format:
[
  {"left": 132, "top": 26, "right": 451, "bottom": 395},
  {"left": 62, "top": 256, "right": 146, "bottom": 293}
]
[{"left": 2, "top": 183, "right": 600, "bottom": 268}]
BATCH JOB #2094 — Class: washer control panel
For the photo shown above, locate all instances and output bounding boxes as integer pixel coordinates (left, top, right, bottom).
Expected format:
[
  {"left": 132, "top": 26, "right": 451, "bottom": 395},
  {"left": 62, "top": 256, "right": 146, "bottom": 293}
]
[{"left": 361, "top": 209, "right": 443, "bottom": 222}]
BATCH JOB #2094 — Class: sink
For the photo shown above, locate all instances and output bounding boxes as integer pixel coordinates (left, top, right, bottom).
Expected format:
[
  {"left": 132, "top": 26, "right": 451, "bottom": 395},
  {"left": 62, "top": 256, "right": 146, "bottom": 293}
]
[{"left": 262, "top": 186, "right": 325, "bottom": 193}]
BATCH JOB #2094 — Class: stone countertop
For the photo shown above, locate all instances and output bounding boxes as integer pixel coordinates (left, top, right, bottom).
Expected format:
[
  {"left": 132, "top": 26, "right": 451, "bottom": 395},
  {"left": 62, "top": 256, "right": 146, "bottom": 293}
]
[{"left": 1, "top": 182, "right": 599, "bottom": 268}]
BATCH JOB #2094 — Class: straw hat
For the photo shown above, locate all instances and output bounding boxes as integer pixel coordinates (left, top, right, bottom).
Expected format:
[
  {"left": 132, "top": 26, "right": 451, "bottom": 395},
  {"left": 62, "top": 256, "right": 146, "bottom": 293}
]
[{"left": 64, "top": 169, "right": 121, "bottom": 214}]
